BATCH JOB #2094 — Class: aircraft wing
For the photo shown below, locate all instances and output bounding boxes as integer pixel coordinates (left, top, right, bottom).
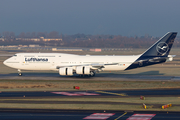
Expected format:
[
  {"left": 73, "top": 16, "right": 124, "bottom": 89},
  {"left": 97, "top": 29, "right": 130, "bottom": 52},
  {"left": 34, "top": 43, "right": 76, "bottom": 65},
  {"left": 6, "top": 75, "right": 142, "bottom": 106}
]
[
  {"left": 91, "top": 63, "right": 119, "bottom": 69},
  {"left": 56, "top": 63, "right": 119, "bottom": 69}
]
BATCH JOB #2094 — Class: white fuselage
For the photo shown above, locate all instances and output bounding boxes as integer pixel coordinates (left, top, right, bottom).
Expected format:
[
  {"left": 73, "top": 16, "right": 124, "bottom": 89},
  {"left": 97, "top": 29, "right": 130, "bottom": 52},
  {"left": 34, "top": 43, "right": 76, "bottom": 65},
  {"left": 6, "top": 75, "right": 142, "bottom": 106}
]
[{"left": 3, "top": 53, "right": 140, "bottom": 71}]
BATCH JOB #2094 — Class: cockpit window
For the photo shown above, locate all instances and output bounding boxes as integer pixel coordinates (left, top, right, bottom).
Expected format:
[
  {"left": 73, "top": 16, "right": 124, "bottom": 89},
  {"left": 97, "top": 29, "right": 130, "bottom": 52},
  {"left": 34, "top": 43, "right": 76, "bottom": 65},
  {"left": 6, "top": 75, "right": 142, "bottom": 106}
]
[{"left": 13, "top": 55, "right": 17, "bottom": 57}]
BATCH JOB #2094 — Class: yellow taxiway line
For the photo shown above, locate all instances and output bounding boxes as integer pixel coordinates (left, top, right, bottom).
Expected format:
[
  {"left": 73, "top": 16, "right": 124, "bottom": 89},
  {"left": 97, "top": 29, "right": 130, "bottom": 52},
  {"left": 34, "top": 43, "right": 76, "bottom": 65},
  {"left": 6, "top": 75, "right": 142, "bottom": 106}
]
[
  {"left": 95, "top": 91, "right": 128, "bottom": 96},
  {"left": 114, "top": 112, "right": 127, "bottom": 120}
]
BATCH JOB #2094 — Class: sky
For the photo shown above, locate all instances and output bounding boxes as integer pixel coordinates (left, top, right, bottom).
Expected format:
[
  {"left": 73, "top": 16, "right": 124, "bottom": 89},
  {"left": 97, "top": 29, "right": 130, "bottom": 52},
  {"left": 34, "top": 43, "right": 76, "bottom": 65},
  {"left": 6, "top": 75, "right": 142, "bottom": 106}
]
[{"left": 0, "top": 0, "right": 180, "bottom": 37}]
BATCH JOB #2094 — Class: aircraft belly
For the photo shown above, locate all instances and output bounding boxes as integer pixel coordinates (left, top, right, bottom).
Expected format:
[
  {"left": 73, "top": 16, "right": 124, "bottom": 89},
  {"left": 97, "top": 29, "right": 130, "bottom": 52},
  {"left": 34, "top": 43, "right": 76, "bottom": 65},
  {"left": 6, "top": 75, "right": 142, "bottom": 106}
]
[{"left": 102, "top": 64, "right": 130, "bottom": 71}]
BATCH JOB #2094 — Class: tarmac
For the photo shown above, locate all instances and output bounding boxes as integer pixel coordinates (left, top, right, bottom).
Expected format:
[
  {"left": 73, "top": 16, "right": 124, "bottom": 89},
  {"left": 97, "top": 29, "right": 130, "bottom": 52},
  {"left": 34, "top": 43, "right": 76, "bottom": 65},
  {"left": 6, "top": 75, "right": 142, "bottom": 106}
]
[
  {"left": 0, "top": 72, "right": 180, "bottom": 81},
  {"left": 0, "top": 89, "right": 180, "bottom": 97},
  {"left": 0, "top": 73, "right": 180, "bottom": 119},
  {"left": 0, "top": 109, "right": 180, "bottom": 120}
]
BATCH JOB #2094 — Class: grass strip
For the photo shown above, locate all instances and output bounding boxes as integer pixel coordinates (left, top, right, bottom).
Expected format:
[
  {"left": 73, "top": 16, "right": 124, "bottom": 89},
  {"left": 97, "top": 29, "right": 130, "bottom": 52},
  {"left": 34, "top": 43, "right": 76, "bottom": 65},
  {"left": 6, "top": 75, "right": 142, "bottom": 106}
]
[
  {"left": 0, "top": 103, "right": 179, "bottom": 112},
  {"left": 0, "top": 81, "right": 180, "bottom": 91},
  {"left": 0, "top": 97, "right": 180, "bottom": 104}
]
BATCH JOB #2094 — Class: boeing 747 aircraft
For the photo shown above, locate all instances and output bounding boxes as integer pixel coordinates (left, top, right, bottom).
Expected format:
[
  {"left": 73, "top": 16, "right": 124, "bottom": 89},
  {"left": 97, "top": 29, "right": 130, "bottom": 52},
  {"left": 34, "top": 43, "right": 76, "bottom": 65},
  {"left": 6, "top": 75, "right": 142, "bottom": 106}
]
[{"left": 3, "top": 32, "right": 177, "bottom": 77}]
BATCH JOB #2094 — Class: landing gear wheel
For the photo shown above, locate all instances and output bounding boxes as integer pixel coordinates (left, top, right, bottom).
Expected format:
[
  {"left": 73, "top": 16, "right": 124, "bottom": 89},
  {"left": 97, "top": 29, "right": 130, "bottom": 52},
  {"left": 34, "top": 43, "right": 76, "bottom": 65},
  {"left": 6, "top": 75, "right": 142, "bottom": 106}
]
[
  {"left": 79, "top": 74, "right": 84, "bottom": 77},
  {"left": 90, "top": 71, "right": 95, "bottom": 77},
  {"left": 18, "top": 73, "right": 22, "bottom": 76}
]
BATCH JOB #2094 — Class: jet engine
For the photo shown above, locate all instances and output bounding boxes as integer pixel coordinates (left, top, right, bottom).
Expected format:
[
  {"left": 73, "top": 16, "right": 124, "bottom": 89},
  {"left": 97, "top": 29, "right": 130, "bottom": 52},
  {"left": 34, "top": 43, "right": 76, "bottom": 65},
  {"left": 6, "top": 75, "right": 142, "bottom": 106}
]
[
  {"left": 76, "top": 66, "right": 90, "bottom": 75},
  {"left": 59, "top": 67, "right": 73, "bottom": 76}
]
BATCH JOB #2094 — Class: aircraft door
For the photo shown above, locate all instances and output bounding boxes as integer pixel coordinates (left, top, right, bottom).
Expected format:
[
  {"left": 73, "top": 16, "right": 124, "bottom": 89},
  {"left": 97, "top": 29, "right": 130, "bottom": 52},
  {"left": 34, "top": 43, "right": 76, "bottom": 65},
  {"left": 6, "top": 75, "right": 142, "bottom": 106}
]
[{"left": 51, "top": 56, "right": 57, "bottom": 66}]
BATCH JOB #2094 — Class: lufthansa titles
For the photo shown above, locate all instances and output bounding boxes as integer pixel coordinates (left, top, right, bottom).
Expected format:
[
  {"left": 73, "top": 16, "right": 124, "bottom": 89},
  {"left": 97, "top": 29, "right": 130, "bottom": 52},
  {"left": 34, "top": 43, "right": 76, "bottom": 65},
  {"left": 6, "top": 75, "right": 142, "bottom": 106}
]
[{"left": 25, "top": 58, "right": 48, "bottom": 62}]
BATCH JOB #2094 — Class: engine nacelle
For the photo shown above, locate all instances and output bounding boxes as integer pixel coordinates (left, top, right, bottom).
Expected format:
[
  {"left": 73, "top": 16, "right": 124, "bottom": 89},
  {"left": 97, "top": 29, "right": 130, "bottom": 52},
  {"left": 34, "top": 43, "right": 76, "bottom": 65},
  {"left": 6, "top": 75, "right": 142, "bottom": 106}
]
[
  {"left": 84, "top": 66, "right": 90, "bottom": 74},
  {"left": 67, "top": 68, "right": 73, "bottom": 75},
  {"left": 76, "top": 66, "right": 91, "bottom": 75},
  {"left": 59, "top": 67, "right": 73, "bottom": 76}
]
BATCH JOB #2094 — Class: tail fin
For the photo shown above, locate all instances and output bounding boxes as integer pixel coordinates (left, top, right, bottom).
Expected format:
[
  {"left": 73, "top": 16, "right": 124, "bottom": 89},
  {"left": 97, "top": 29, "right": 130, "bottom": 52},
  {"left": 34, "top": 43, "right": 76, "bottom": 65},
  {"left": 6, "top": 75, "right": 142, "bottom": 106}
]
[
  {"left": 141, "top": 32, "right": 177, "bottom": 57},
  {"left": 125, "top": 32, "right": 177, "bottom": 70}
]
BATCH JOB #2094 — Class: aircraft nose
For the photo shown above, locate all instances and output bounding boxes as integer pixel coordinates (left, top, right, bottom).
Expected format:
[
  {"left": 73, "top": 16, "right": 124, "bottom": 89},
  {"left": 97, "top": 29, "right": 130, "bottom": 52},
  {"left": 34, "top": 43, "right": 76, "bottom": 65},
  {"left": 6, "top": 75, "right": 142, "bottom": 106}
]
[
  {"left": 3, "top": 60, "right": 7, "bottom": 65},
  {"left": 3, "top": 59, "right": 9, "bottom": 66}
]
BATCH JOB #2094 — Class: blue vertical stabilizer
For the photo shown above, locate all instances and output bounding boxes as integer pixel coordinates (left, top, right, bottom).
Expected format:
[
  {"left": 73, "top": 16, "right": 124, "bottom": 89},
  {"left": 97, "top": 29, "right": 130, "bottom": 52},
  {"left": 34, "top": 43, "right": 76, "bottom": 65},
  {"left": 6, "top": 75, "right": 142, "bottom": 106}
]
[{"left": 125, "top": 32, "right": 177, "bottom": 70}]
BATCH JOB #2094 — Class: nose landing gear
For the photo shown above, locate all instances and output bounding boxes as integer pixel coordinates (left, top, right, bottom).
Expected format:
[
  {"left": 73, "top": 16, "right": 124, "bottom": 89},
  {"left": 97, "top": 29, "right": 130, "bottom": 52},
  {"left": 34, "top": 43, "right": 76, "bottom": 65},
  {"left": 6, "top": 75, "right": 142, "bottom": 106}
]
[{"left": 18, "top": 69, "right": 22, "bottom": 76}]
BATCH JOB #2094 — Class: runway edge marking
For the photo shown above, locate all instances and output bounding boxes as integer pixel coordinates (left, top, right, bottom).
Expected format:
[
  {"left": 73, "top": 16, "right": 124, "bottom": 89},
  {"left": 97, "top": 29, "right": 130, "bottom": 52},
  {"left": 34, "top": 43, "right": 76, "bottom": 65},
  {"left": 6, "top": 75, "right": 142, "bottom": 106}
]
[
  {"left": 83, "top": 113, "right": 115, "bottom": 120},
  {"left": 51, "top": 92, "right": 100, "bottom": 96},
  {"left": 126, "top": 114, "right": 156, "bottom": 120}
]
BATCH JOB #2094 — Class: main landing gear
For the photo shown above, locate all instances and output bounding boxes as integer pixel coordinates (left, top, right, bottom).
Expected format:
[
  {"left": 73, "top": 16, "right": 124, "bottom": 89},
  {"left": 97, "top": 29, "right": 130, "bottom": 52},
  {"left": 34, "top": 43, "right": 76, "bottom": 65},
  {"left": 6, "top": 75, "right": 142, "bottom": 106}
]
[
  {"left": 78, "top": 71, "right": 96, "bottom": 77},
  {"left": 18, "top": 69, "right": 22, "bottom": 76},
  {"left": 90, "top": 71, "right": 95, "bottom": 77}
]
